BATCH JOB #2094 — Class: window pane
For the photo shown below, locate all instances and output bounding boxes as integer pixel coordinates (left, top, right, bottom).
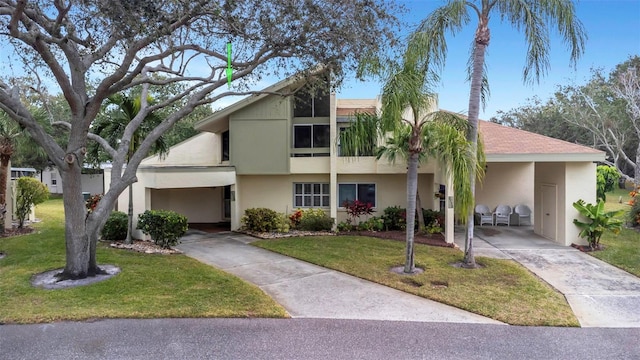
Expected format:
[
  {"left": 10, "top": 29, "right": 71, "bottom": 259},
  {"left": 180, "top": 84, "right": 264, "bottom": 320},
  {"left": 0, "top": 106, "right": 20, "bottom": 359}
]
[
  {"left": 294, "top": 126, "right": 312, "bottom": 148},
  {"left": 322, "top": 184, "right": 329, "bottom": 194},
  {"left": 313, "top": 124, "right": 330, "bottom": 147},
  {"left": 304, "top": 184, "right": 312, "bottom": 194},
  {"left": 294, "top": 91, "right": 313, "bottom": 117},
  {"left": 313, "top": 196, "right": 321, "bottom": 206},
  {"left": 295, "top": 196, "right": 302, "bottom": 207},
  {"left": 338, "top": 184, "right": 356, "bottom": 207},
  {"left": 314, "top": 92, "right": 330, "bottom": 117},
  {"left": 358, "top": 183, "right": 376, "bottom": 207},
  {"left": 322, "top": 195, "right": 330, "bottom": 207},
  {"left": 295, "top": 183, "right": 303, "bottom": 194},
  {"left": 303, "top": 196, "right": 311, "bottom": 207},
  {"left": 313, "top": 183, "right": 320, "bottom": 193}
]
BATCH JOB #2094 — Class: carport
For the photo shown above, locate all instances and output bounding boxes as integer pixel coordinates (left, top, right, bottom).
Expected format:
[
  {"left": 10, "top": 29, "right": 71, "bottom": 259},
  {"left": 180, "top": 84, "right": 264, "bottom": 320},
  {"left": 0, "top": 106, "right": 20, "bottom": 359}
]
[{"left": 474, "top": 121, "right": 605, "bottom": 246}]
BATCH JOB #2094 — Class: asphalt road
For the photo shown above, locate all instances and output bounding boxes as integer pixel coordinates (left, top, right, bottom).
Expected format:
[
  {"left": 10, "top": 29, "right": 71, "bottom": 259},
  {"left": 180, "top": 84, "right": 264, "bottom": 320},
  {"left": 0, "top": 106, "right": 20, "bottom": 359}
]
[{"left": 1, "top": 318, "right": 639, "bottom": 360}]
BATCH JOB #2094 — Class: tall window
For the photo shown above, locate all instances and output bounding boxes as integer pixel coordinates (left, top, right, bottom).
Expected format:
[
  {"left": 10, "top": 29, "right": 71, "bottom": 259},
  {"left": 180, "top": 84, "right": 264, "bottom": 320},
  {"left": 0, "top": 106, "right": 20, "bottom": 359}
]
[
  {"left": 293, "top": 79, "right": 330, "bottom": 118},
  {"left": 294, "top": 183, "right": 330, "bottom": 207},
  {"left": 221, "top": 131, "right": 229, "bottom": 161},
  {"left": 293, "top": 124, "right": 330, "bottom": 148},
  {"left": 338, "top": 183, "right": 376, "bottom": 207}
]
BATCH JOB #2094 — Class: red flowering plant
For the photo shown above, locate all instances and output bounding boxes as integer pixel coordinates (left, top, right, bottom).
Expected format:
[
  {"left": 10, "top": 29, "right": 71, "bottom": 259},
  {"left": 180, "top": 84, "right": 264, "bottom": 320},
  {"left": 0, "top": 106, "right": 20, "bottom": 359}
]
[
  {"left": 343, "top": 199, "right": 374, "bottom": 225},
  {"left": 85, "top": 193, "right": 103, "bottom": 214},
  {"left": 289, "top": 209, "right": 303, "bottom": 228}
]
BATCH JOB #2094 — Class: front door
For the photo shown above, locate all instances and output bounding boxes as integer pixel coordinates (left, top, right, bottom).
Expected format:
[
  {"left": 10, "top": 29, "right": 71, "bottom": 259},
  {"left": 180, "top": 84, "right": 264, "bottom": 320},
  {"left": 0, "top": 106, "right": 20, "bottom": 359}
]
[{"left": 541, "top": 184, "right": 557, "bottom": 241}]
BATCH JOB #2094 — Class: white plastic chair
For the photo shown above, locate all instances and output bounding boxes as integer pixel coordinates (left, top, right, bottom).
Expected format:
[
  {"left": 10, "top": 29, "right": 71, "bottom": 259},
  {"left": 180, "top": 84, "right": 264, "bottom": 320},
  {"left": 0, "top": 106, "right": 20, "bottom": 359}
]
[
  {"left": 475, "top": 204, "right": 494, "bottom": 226},
  {"left": 514, "top": 204, "right": 532, "bottom": 226},
  {"left": 494, "top": 205, "right": 512, "bottom": 226}
]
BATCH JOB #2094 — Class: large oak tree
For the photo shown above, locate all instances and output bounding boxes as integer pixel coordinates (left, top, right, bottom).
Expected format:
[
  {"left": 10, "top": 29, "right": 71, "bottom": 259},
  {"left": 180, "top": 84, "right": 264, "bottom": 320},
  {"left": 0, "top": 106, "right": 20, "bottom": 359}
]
[{"left": 0, "top": 0, "right": 399, "bottom": 279}]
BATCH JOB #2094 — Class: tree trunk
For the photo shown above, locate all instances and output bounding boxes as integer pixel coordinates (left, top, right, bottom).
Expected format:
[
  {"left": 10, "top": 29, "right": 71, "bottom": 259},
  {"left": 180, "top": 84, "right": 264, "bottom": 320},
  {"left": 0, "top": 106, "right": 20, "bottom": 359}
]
[
  {"left": 58, "top": 164, "right": 91, "bottom": 280},
  {"left": 125, "top": 184, "right": 133, "bottom": 244},
  {"left": 0, "top": 154, "right": 9, "bottom": 233},
  {"left": 416, "top": 189, "right": 425, "bottom": 229},
  {"left": 404, "top": 152, "right": 419, "bottom": 273},
  {"left": 463, "top": 17, "right": 490, "bottom": 268}
]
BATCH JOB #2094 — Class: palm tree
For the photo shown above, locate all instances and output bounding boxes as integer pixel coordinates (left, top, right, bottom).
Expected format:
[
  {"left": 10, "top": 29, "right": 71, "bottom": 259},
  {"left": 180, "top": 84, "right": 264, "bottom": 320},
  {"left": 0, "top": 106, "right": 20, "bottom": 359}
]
[
  {"left": 91, "top": 94, "right": 168, "bottom": 244},
  {"left": 409, "top": 0, "right": 586, "bottom": 267}
]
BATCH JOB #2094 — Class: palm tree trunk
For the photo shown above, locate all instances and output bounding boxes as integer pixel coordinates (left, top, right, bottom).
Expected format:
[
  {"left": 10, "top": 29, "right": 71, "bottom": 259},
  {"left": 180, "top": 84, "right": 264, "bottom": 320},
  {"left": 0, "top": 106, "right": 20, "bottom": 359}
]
[
  {"left": 416, "top": 189, "right": 425, "bottom": 229},
  {"left": 464, "top": 17, "right": 490, "bottom": 268},
  {"left": 404, "top": 152, "right": 419, "bottom": 273},
  {"left": 125, "top": 184, "right": 133, "bottom": 244}
]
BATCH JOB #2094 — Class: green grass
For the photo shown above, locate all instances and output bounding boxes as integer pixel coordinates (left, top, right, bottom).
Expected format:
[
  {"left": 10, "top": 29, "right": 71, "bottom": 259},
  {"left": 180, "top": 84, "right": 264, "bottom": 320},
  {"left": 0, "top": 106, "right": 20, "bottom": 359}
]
[
  {"left": 0, "top": 199, "right": 287, "bottom": 324},
  {"left": 254, "top": 236, "right": 579, "bottom": 326},
  {"left": 591, "top": 188, "right": 640, "bottom": 277}
]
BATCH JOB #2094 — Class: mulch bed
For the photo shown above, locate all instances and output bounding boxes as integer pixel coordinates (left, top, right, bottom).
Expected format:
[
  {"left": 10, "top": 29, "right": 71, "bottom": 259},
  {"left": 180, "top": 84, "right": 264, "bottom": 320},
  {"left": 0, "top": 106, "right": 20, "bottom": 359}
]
[
  {"left": 571, "top": 243, "right": 604, "bottom": 252},
  {"left": 0, "top": 227, "right": 35, "bottom": 238}
]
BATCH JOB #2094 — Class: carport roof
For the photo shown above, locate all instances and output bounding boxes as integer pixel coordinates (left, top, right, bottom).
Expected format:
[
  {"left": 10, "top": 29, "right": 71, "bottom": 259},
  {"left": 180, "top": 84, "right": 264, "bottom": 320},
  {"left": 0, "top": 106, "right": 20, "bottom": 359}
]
[{"left": 478, "top": 120, "right": 605, "bottom": 162}]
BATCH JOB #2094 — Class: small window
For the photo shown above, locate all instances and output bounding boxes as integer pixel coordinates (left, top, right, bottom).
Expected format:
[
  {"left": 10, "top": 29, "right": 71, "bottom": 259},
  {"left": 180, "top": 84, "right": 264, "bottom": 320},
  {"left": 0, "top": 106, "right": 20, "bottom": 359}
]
[
  {"left": 294, "top": 183, "right": 330, "bottom": 208},
  {"left": 293, "top": 124, "right": 330, "bottom": 149},
  {"left": 338, "top": 183, "right": 376, "bottom": 207},
  {"left": 221, "top": 131, "right": 229, "bottom": 161},
  {"left": 51, "top": 173, "right": 57, "bottom": 186}
]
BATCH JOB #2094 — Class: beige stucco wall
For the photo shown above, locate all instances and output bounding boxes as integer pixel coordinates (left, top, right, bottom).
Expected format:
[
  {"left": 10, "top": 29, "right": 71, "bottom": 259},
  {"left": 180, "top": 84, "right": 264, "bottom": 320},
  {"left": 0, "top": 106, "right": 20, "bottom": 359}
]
[
  {"left": 564, "top": 162, "right": 597, "bottom": 246},
  {"left": 141, "top": 132, "right": 221, "bottom": 167},
  {"left": 138, "top": 167, "right": 235, "bottom": 189},
  {"left": 150, "top": 187, "right": 223, "bottom": 223},
  {"left": 475, "top": 162, "right": 535, "bottom": 222}
]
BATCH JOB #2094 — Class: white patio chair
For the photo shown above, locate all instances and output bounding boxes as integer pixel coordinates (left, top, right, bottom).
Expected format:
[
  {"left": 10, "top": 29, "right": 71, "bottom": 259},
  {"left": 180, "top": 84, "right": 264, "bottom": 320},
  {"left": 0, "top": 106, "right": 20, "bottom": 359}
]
[
  {"left": 475, "top": 204, "right": 494, "bottom": 226},
  {"left": 494, "top": 205, "right": 512, "bottom": 226},
  {"left": 514, "top": 204, "right": 532, "bottom": 226}
]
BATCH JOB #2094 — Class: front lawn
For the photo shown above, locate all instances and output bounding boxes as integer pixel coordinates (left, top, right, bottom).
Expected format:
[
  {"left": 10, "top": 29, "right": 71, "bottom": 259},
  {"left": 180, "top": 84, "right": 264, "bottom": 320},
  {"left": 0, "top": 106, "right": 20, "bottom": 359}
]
[
  {"left": 254, "top": 236, "right": 579, "bottom": 326},
  {"left": 592, "top": 189, "right": 640, "bottom": 277},
  {"left": 0, "top": 199, "right": 287, "bottom": 324}
]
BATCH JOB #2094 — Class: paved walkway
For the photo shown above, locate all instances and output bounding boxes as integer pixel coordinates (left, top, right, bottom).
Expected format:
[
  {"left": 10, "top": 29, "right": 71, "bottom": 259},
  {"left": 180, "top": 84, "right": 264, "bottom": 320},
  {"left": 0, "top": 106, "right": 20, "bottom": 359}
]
[
  {"left": 176, "top": 231, "right": 503, "bottom": 324},
  {"left": 455, "top": 226, "right": 640, "bottom": 328}
]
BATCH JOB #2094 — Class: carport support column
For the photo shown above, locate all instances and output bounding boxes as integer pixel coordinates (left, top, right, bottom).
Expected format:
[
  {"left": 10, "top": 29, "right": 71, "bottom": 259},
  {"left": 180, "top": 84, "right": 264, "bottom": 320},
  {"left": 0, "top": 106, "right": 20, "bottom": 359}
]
[{"left": 445, "top": 172, "right": 454, "bottom": 244}]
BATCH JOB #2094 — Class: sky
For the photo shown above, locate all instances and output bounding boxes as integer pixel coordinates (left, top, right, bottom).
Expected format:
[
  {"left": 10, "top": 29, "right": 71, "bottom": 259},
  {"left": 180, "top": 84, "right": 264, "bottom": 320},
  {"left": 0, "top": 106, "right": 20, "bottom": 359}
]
[{"left": 336, "top": 0, "right": 640, "bottom": 120}]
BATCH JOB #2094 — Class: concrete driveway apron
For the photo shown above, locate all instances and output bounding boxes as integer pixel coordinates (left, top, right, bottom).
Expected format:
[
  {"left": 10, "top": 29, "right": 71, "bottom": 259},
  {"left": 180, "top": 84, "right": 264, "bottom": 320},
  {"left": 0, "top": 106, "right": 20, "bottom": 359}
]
[
  {"left": 467, "top": 226, "right": 640, "bottom": 328},
  {"left": 177, "top": 231, "right": 502, "bottom": 324}
]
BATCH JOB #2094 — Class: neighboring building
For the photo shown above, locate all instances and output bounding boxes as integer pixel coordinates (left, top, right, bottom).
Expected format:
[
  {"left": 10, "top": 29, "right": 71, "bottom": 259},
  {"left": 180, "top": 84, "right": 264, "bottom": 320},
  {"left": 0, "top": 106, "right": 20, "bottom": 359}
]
[
  {"left": 41, "top": 167, "right": 105, "bottom": 195},
  {"left": 105, "top": 74, "right": 604, "bottom": 246},
  {"left": 10, "top": 167, "right": 37, "bottom": 180}
]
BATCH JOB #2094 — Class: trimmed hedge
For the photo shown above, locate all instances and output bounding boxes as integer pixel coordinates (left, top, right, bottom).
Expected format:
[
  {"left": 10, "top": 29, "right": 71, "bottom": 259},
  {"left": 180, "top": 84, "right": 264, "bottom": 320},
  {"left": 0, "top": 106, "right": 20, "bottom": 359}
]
[
  {"left": 137, "top": 210, "right": 188, "bottom": 248},
  {"left": 101, "top": 211, "right": 128, "bottom": 241}
]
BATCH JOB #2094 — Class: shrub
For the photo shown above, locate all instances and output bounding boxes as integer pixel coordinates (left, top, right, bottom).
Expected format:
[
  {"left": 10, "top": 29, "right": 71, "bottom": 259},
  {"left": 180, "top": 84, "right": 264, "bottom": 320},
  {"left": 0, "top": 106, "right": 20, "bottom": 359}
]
[
  {"left": 628, "top": 186, "right": 640, "bottom": 227},
  {"left": 423, "top": 209, "right": 445, "bottom": 231},
  {"left": 381, "top": 206, "right": 405, "bottom": 230},
  {"left": 16, "top": 177, "right": 49, "bottom": 228},
  {"left": 137, "top": 210, "right": 188, "bottom": 248},
  {"left": 343, "top": 200, "right": 373, "bottom": 225},
  {"left": 289, "top": 209, "right": 303, "bottom": 228},
  {"left": 596, "top": 165, "right": 620, "bottom": 201},
  {"left": 274, "top": 213, "right": 291, "bottom": 233},
  {"left": 357, "top": 217, "right": 384, "bottom": 231},
  {"left": 336, "top": 221, "right": 353, "bottom": 232},
  {"left": 298, "top": 208, "right": 333, "bottom": 231},
  {"left": 241, "top": 208, "right": 280, "bottom": 232},
  {"left": 101, "top": 211, "right": 128, "bottom": 241}
]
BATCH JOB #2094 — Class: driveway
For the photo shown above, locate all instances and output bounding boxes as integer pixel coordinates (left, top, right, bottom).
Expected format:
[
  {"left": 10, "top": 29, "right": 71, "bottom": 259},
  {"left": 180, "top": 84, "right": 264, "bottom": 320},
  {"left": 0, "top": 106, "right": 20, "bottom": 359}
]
[
  {"left": 176, "top": 231, "right": 502, "bottom": 325},
  {"left": 457, "top": 226, "right": 640, "bottom": 328}
]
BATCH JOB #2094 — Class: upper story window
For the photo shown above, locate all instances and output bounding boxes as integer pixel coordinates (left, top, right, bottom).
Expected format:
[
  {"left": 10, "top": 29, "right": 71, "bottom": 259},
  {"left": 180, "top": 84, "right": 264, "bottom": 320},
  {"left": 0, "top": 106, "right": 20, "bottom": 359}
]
[
  {"left": 294, "top": 124, "right": 330, "bottom": 148},
  {"left": 221, "top": 130, "right": 229, "bottom": 161},
  {"left": 293, "top": 78, "right": 330, "bottom": 118}
]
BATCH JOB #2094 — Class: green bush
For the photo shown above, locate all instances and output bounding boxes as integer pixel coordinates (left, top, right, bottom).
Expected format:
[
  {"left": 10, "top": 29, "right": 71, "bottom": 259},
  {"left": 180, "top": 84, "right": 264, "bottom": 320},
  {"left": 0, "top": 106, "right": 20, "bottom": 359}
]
[
  {"left": 357, "top": 217, "right": 384, "bottom": 231},
  {"left": 298, "top": 208, "right": 333, "bottom": 231},
  {"left": 596, "top": 165, "right": 620, "bottom": 201},
  {"left": 381, "top": 206, "right": 405, "bottom": 230},
  {"left": 241, "top": 208, "right": 280, "bottom": 232},
  {"left": 274, "top": 213, "right": 291, "bottom": 233},
  {"left": 16, "top": 177, "right": 49, "bottom": 228},
  {"left": 101, "top": 211, "right": 128, "bottom": 241},
  {"left": 137, "top": 210, "right": 188, "bottom": 248},
  {"left": 423, "top": 209, "right": 445, "bottom": 230}
]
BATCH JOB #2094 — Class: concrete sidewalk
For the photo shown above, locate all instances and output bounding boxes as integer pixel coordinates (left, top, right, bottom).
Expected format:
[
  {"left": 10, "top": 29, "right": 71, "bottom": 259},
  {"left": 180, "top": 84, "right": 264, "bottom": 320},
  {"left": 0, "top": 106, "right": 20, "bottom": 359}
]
[
  {"left": 177, "top": 231, "right": 503, "bottom": 324},
  {"left": 455, "top": 226, "right": 640, "bottom": 328}
]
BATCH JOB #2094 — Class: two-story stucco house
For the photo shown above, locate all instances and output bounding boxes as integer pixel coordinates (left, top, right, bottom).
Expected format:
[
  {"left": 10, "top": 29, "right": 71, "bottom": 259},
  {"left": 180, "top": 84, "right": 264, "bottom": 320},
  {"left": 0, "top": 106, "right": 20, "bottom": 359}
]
[{"left": 104, "top": 74, "right": 604, "bottom": 246}]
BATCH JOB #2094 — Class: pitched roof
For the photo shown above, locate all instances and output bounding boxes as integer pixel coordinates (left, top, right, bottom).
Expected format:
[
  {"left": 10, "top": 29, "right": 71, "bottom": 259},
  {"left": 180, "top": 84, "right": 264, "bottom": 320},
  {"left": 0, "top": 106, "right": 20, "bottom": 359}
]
[{"left": 478, "top": 120, "right": 601, "bottom": 155}]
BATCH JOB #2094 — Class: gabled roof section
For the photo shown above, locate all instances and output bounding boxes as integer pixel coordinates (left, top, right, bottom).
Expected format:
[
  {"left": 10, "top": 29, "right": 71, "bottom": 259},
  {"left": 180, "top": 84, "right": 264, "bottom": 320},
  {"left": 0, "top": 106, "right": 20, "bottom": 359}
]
[
  {"left": 478, "top": 120, "right": 604, "bottom": 162},
  {"left": 195, "top": 68, "right": 327, "bottom": 133}
]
